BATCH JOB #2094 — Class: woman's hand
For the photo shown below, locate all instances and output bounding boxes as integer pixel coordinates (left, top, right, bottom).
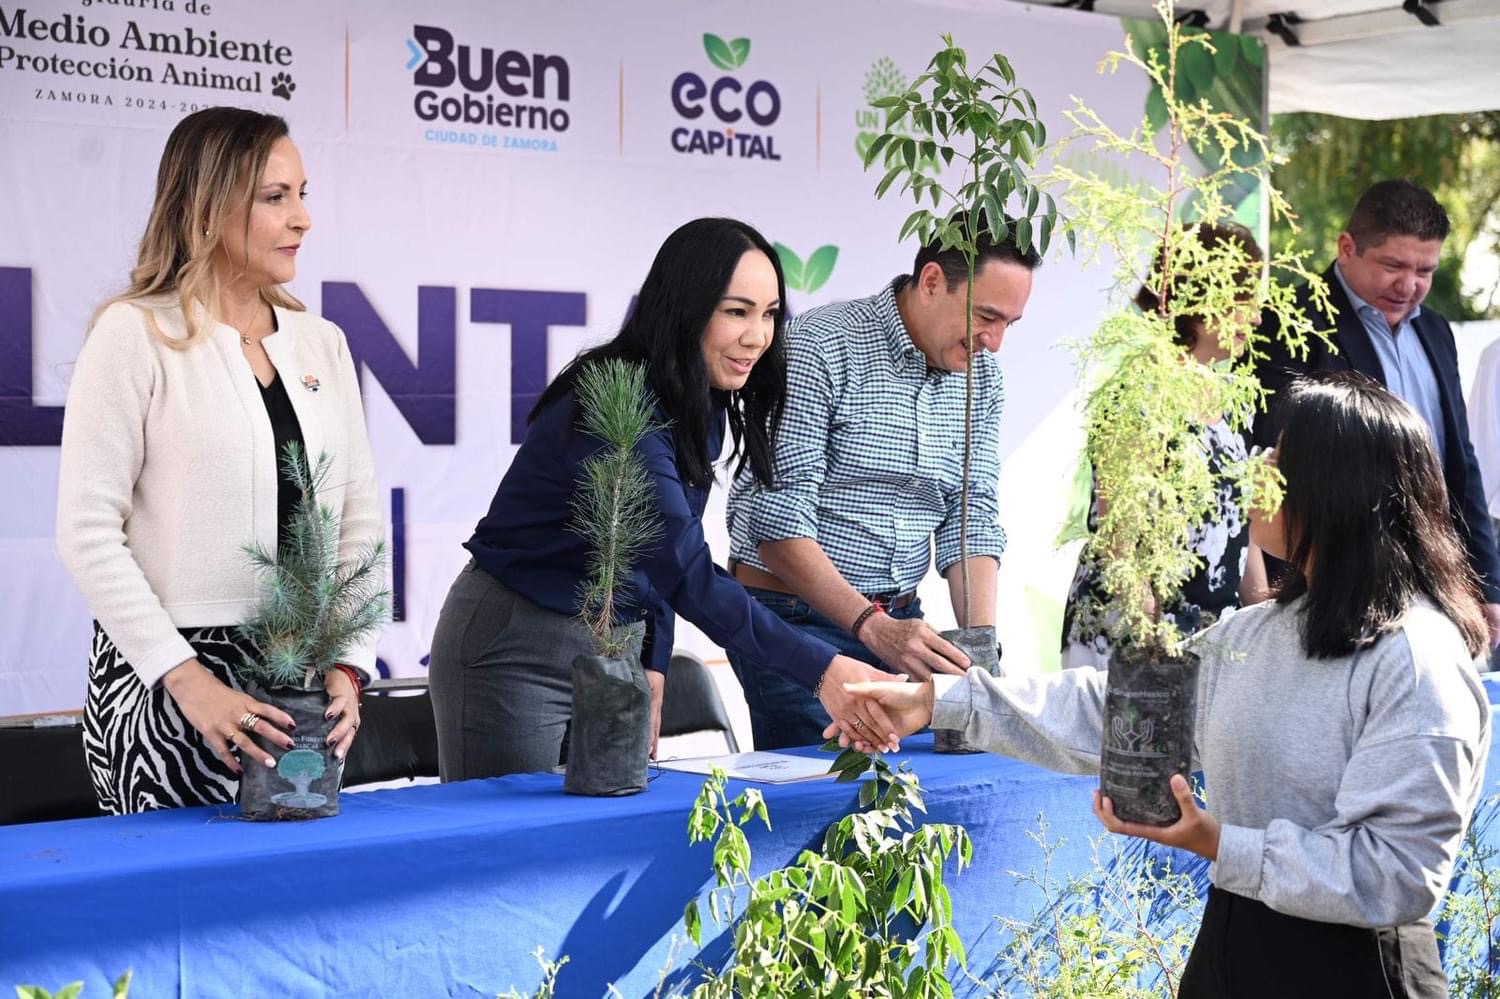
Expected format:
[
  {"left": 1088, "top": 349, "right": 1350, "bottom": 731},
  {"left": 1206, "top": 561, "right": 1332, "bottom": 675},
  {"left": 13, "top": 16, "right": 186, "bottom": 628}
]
[
  {"left": 822, "top": 679, "right": 935, "bottom": 751},
  {"left": 323, "top": 667, "right": 363, "bottom": 761},
  {"left": 647, "top": 668, "right": 666, "bottom": 760},
  {"left": 1093, "top": 774, "right": 1221, "bottom": 862},
  {"left": 816, "top": 656, "right": 906, "bottom": 752},
  {"left": 161, "top": 658, "right": 295, "bottom": 773}
]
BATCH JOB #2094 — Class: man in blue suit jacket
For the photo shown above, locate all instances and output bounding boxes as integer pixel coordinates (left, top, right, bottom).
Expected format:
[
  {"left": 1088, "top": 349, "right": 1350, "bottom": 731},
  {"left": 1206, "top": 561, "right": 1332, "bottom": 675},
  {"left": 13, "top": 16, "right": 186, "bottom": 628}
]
[{"left": 1254, "top": 179, "right": 1500, "bottom": 644}]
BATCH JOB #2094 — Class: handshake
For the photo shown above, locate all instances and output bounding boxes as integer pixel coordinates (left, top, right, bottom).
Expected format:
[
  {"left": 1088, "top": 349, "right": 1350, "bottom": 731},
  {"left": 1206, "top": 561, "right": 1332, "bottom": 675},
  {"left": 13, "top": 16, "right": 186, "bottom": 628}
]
[{"left": 817, "top": 616, "right": 1001, "bottom": 754}]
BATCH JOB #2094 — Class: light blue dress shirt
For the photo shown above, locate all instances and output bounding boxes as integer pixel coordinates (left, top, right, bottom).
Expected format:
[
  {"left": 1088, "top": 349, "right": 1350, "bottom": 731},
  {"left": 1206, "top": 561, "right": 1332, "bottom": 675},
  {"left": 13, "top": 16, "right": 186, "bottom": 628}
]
[{"left": 1333, "top": 264, "right": 1447, "bottom": 462}]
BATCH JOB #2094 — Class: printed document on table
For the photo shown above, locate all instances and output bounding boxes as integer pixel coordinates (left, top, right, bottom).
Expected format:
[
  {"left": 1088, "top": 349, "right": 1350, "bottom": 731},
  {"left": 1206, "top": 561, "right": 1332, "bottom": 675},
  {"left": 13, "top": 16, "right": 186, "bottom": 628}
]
[{"left": 656, "top": 752, "right": 842, "bottom": 783}]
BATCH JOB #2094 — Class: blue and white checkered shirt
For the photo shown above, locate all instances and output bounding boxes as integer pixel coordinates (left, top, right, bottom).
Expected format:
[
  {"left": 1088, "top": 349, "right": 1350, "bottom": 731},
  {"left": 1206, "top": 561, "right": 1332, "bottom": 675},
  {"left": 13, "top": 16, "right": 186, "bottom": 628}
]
[{"left": 727, "top": 278, "right": 1006, "bottom": 596}]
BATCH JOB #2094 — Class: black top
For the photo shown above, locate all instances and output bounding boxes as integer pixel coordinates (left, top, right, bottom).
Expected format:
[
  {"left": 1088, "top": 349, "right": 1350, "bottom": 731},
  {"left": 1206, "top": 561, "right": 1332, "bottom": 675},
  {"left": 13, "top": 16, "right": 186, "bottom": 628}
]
[{"left": 258, "top": 371, "right": 307, "bottom": 541}]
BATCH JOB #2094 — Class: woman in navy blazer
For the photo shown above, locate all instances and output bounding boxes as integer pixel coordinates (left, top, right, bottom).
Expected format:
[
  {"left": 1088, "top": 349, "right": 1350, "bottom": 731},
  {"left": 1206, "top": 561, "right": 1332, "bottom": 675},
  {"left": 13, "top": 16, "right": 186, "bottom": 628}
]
[{"left": 428, "top": 218, "right": 902, "bottom": 780}]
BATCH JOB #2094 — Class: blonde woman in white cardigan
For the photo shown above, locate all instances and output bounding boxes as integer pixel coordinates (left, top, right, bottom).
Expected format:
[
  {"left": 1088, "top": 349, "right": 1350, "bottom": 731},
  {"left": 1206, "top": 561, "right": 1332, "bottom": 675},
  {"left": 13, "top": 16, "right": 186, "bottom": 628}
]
[{"left": 57, "top": 107, "right": 381, "bottom": 814}]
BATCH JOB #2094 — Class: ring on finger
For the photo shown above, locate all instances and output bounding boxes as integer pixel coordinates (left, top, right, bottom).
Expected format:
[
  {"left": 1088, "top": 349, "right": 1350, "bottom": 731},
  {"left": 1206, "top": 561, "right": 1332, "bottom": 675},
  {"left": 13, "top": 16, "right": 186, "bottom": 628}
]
[
  {"left": 238, "top": 711, "right": 261, "bottom": 732},
  {"left": 851, "top": 718, "right": 865, "bottom": 730}
]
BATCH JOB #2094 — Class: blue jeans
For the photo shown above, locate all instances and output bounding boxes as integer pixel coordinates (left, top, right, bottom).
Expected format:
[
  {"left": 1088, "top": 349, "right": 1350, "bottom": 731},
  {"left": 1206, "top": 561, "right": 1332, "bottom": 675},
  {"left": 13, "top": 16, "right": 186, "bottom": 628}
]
[{"left": 727, "top": 585, "right": 921, "bottom": 751}]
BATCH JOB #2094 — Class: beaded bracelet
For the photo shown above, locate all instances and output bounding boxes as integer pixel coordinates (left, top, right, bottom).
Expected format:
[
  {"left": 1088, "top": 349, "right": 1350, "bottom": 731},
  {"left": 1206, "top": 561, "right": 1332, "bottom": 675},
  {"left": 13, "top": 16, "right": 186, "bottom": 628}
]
[
  {"left": 850, "top": 602, "right": 883, "bottom": 640},
  {"left": 331, "top": 663, "right": 364, "bottom": 704}
]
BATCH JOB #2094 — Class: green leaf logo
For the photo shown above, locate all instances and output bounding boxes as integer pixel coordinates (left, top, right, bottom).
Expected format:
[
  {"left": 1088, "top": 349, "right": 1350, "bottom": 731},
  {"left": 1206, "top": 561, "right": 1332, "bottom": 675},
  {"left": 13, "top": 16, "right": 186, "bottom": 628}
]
[
  {"left": 803, "top": 245, "right": 839, "bottom": 293},
  {"left": 774, "top": 243, "right": 805, "bottom": 290},
  {"left": 775, "top": 243, "right": 839, "bottom": 293},
  {"left": 703, "top": 34, "right": 751, "bottom": 70}
]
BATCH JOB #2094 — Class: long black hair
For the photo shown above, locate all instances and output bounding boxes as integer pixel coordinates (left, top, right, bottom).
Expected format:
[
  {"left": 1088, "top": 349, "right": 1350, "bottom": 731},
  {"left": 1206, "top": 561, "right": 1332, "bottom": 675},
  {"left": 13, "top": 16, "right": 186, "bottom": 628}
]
[
  {"left": 1274, "top": 372, "right": 1486, "bottom": 658},
  {"left": 530, "top": 217, "right": 788, "bottom": 489}
]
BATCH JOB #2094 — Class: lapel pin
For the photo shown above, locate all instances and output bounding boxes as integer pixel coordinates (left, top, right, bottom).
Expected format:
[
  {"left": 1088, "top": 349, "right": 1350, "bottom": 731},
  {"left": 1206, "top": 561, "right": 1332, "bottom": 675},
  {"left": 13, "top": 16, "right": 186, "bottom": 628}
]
[{"left": 301, "top": 374, "right": 321, "bottom": 393}]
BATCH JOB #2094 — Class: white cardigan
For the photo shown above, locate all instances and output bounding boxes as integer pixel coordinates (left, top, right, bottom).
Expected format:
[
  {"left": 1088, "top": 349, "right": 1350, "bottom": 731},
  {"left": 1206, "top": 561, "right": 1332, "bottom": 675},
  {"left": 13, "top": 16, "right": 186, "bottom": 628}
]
[{"left": 56, "top": 295, "right": 383, "bottom": 687}]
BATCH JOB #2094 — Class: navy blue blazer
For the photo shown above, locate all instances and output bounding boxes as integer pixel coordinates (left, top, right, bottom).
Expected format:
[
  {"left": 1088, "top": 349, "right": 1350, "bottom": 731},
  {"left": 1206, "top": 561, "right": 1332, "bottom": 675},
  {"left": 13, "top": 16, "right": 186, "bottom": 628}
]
[
  {"left": 1254, "top": 263, "right": 1500, "bottom": 602},
  {"left": 465, "top": 388, "right": 838, "bottom": 687}
]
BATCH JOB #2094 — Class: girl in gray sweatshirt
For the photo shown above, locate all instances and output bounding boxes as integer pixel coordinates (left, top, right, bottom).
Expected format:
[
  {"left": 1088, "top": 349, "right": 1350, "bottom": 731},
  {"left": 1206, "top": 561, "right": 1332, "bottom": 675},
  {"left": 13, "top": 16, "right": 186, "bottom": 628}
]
[{"left": 839, "top": 373, "right": 1492, "bottom": 998}]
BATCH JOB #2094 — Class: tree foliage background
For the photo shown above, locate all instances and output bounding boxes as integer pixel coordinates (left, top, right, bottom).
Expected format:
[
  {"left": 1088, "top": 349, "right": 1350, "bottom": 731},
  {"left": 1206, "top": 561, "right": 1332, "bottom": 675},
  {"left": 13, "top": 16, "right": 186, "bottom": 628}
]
[{"left": 1270, "top": 110, "right": 1500, "bottom": 320}]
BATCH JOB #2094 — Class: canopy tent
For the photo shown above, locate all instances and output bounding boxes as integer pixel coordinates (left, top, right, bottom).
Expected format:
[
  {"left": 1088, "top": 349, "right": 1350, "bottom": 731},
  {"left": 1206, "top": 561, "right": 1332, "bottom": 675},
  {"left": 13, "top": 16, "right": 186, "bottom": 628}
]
[{"left": 980, "top": 0, "right": 1500, "bottom": 119}]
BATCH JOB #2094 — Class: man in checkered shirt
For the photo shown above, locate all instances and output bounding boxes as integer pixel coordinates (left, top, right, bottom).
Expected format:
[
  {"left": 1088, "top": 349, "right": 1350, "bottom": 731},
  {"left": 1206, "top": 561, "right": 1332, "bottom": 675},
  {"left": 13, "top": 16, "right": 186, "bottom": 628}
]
[{"left": 726, "top": 227, "right": 1039, "bottom": 749}]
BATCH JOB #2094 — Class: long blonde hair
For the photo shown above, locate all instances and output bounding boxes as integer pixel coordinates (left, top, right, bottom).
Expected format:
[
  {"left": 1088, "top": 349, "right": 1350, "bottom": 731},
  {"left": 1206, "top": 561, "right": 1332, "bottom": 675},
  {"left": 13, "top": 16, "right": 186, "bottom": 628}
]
[{"left": 95, "top": 106, "right": 305, "bottom": 348}]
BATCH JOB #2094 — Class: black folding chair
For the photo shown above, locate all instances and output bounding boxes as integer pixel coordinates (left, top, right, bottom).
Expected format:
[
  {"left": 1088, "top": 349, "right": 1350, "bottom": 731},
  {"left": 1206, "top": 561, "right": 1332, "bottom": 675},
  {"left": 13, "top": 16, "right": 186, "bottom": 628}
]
[
  {"left": 659, "top": 650, "right": 740, "bottom": 753},
  {"left": 0, "top": 714, "right": 101, "bottom": 825},
  {"left": 343, "top": 677, "right": 441, "bottom": 786},
  {"left": 0, "top": 674, "right": 438, "bottom": 825}
]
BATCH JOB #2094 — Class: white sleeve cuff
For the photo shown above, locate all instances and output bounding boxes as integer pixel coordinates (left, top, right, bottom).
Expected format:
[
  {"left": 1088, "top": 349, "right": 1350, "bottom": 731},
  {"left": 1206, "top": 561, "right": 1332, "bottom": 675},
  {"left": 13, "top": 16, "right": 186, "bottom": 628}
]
[{"left": 134, "top": 634, "right": 200, "bottom": 689}]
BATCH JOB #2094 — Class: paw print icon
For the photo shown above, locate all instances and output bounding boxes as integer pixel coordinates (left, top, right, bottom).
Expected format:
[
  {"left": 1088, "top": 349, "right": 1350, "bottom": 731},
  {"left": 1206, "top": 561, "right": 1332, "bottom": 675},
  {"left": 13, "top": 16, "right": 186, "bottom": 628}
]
[{"left": 271, "top": 72, "right": 296, "bottom": 101}]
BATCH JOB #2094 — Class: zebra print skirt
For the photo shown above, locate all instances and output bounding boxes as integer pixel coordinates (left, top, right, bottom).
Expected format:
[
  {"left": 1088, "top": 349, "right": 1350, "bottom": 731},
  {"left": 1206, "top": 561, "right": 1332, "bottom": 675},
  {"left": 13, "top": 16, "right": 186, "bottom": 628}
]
[{"left": 83, "top": 622, "right": 257, "bottom": 815}]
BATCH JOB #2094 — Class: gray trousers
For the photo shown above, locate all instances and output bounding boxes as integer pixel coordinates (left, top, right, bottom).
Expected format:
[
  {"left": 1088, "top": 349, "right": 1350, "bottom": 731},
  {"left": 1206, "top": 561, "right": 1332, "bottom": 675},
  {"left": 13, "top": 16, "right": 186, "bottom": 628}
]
[{"left": 428, "top": 561, "right": 596, "bottom": 781}]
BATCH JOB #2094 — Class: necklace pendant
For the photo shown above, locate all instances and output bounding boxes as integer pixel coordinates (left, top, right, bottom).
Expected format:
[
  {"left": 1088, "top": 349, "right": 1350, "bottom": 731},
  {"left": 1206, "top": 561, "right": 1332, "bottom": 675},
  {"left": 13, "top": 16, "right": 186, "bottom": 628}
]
[{"left": 240, "top": 335, "right": 252, "bottom": 347}]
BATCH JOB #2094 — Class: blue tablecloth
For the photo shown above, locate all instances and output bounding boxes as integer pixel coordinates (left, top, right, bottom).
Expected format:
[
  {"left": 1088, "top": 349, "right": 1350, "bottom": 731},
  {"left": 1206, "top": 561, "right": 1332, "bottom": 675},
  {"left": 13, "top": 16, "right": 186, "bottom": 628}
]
[
  {"left": 1, "top": 734, "right": 1120, "bottom": 997},
  {"left": 6, "top": 679, "right": 1500, "bottom": 997}
]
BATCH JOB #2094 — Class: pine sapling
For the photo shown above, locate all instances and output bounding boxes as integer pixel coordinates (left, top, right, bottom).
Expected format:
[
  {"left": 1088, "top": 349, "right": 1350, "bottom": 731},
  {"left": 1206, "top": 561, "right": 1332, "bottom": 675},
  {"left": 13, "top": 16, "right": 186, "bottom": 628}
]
[
  {"left": 239, "top": 442, "right": 390, "bottom": 689},
  {"left": 571, "top": 360, "right": 664, "bottom": 657}
]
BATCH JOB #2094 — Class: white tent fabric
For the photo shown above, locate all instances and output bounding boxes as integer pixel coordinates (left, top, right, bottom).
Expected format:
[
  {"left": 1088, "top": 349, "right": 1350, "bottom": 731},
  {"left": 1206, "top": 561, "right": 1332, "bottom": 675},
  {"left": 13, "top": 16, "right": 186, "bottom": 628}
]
[
  {"left": 936, "top": 0, "right": 1500, "bottom": 118},
  {"left": 1266, "top": 14, "right": 1500, "bottom": 117}
]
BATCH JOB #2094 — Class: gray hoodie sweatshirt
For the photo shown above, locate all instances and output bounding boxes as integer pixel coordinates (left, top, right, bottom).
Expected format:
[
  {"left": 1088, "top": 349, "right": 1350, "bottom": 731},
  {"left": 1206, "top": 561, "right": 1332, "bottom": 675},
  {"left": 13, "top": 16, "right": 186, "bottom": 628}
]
[{"left": 931, "top": 596, "right": 1491, "bottom": 927}]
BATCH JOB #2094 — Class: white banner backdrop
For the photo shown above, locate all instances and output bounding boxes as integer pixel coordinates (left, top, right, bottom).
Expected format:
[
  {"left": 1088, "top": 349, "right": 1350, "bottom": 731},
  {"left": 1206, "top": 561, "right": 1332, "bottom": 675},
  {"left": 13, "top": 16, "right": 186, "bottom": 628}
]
[{"left": 1, "top": 0, "right": 1182, "bottom": 715}]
